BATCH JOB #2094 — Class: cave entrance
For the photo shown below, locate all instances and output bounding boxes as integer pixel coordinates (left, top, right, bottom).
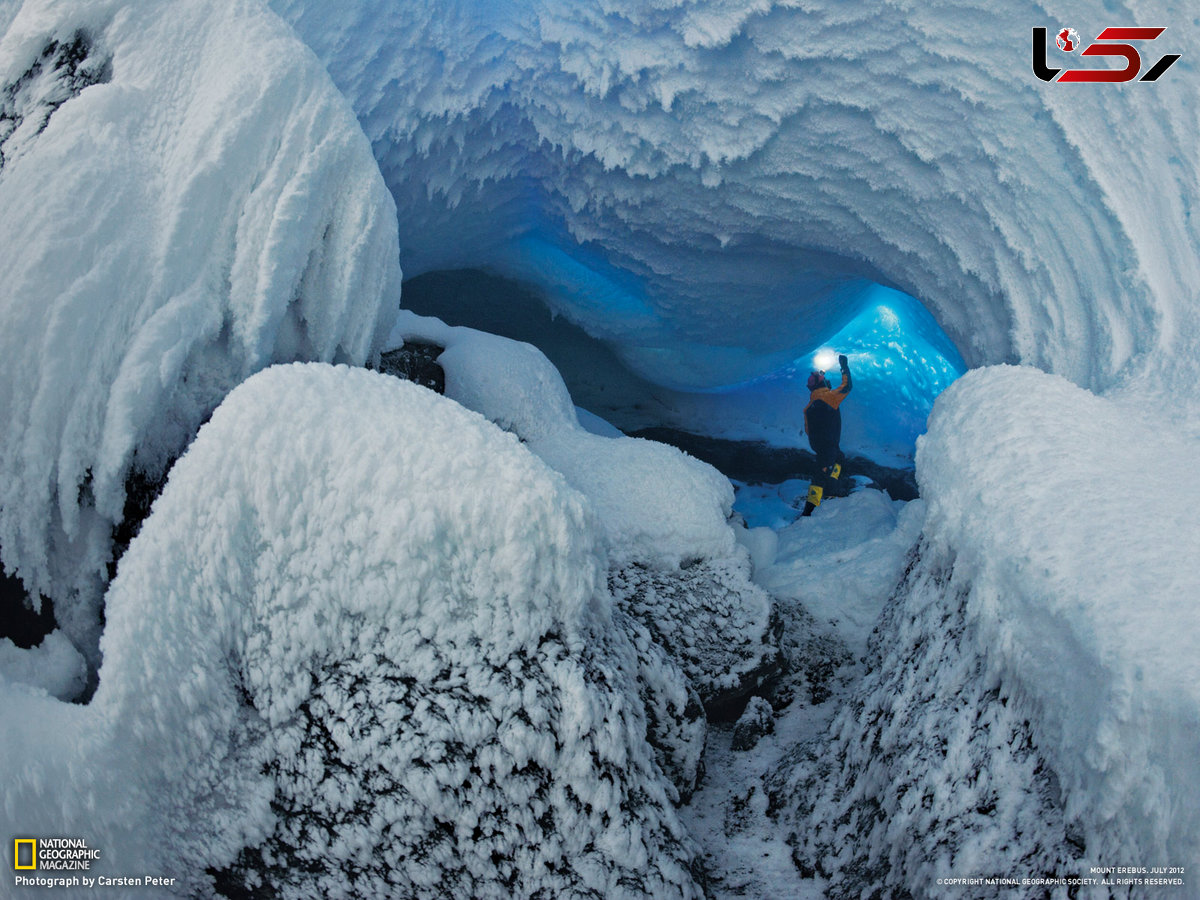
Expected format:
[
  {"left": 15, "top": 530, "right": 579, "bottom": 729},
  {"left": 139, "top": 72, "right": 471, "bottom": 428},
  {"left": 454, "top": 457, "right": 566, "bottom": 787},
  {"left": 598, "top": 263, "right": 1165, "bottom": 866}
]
[{"left": 400, "top": 268, "right": 965, "bottom": 486}]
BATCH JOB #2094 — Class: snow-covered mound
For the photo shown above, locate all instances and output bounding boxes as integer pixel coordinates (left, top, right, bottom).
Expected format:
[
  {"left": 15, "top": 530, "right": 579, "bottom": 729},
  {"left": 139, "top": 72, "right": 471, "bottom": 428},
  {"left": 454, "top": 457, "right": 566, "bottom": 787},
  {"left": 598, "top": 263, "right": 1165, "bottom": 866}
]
[
  {"left": 271, "top": 0, "right": 1198, "bottom": 398},
  {"left": 0, "top": 0, "right": 401, "bottom": 668},
  {"left": 386, "top": 312, "right": 786, "bottom": 718},
  {"left": 2, "top": 364, "right": 704, "bottom": 897},
  {"left": 388, "top": 311, "right": 738, "bottom": 568},
  {"left": 771, "top": 549, "right": 1088, "bottom": 899},
  {"left": 771, "top": 367, "right": 1200, "bottom": 894},
  {"left": 918, "top": 368, "right": 1200, "bottom": 868}
]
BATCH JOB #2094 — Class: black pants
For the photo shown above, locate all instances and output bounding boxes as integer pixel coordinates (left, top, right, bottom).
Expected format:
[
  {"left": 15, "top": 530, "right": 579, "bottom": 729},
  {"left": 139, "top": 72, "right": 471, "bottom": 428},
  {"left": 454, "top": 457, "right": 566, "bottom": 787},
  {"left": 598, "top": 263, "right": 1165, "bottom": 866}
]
[{"left": 812, "top": 444, "right": 846, "bottom": 496}]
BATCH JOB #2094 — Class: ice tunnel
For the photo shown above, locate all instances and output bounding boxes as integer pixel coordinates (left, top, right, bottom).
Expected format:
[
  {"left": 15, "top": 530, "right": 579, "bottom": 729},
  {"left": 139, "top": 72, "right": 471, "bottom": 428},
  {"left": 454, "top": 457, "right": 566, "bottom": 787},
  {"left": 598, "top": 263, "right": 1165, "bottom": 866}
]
[
  {"left": 270, "top": 0, "right": 1198, "bottom": 409},
  {"left": 403, "top": 268, "right": 965, "bottom": 465},
  {"left": 2, "top": 0, "right": 1200, "bottom": 893},
  {"left": 2, "top": 0, "right": 1196, "bottom": 639}
]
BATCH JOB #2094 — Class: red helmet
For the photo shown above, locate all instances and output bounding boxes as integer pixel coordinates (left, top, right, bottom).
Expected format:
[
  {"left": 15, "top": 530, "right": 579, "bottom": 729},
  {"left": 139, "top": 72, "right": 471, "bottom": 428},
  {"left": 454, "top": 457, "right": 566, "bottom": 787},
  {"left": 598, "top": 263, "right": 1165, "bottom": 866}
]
[{"left": 807, "top": 371, "right": 827, "bottom": 391}]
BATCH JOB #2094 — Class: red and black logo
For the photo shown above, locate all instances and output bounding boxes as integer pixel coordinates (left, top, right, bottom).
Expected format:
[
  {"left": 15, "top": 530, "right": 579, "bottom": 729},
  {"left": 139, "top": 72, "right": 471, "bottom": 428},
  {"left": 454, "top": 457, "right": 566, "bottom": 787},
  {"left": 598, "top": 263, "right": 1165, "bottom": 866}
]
[{"left": 1033, "top": 27, "right": 1180, "bottom": 82}]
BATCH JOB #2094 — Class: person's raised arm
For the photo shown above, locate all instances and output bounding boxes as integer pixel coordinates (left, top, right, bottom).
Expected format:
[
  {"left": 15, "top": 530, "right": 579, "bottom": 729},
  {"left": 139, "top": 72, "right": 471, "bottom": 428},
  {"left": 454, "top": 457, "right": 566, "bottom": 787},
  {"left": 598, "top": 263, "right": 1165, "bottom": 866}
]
[{"left": 836, "top": 354, "right": 852, "bottom": 394}]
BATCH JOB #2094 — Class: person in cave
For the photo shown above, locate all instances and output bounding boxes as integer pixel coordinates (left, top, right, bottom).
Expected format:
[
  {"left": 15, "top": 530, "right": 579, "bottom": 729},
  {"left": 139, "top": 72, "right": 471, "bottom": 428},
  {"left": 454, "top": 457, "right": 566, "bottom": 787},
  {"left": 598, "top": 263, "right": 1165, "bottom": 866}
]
[{"left": 801, "top": 353, "right": 852, "bottom": 517}]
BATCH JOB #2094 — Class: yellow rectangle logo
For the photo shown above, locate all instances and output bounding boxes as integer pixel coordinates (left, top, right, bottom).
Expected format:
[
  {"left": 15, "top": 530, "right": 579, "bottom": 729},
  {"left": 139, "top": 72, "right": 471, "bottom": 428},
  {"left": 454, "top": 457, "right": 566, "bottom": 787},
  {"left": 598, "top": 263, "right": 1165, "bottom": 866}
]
[{"left": 14, "top": 838, "right": 37, "bottom": 870}]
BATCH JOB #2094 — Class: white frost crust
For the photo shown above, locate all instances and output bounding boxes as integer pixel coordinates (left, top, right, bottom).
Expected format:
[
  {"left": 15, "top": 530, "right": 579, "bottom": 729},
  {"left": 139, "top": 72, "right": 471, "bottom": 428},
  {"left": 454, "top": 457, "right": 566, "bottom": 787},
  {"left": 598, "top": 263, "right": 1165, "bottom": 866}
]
[
  {"left": 0, "top": 365, "right": 703, "bottom": 896},
  {"left": 271, "top": 0, "right": 1200, "bottom": 394},
  {"left": 917, "top": 365, "right": 1200, "bottom": 867},
  {"left": 390, "top": 311, "right": 737, "bottom": 568},
  {"left": 0, "top": 0, "right": 401, "bottom": 661}
]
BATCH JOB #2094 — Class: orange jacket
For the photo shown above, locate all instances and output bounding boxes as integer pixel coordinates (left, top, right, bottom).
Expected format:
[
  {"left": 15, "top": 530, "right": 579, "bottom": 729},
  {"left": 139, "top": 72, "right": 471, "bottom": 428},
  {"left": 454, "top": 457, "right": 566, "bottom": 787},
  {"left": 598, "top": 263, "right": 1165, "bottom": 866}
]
[{"left": 804, "top": 370, "right": 851, "bottom": 437}]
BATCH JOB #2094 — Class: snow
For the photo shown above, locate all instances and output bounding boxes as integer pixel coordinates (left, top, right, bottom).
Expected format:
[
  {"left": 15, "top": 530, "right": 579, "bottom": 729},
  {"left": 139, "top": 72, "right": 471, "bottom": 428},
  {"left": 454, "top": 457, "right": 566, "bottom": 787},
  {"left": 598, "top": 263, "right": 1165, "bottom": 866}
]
[
  {"left": 765, "top": 367, "right": 1200, "bottom": 896},
  {"left": 270, "top": 0, "right": 1199, "bottom": 399},
  {"left": 0, "top": 0, "right": 400, "bottom": 671},
  {"left": 916, "top": 366, "right": 1200, "bottom": 869},
  {"left": 773, "top": 555, "right": 1092, "bottom": 899},
  {"left": 0, "top": 630, "right": 86, "bottom": 700},
  {"left": 385, "top": 313, "right": 782, "bottom": 720},
  {"left": 760, "top": 490, "right": 926, "bottom": 655},
  {"left": 388, "top": 311, "right": 738, "bottom": 568},
  {"left": 685, "top": 488, "right": 922, "bottom": 898},
  {"left": 2, "top": 364, "right": 705, "bottom": 897}
]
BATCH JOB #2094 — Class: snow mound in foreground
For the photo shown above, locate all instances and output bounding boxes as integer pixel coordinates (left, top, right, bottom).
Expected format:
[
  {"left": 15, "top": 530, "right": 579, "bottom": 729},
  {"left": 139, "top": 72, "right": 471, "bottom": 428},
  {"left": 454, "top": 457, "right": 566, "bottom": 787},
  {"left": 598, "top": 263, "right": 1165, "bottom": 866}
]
[
  {"left": 773, "top": 366, "right": 1200, "bottom": 894},
  {"left": 0, "top": 0, "right": 401, "bottom": 667},
  {"left": 56, "top": 364, "right": 699, "bottom": 897},
  {"left": 918, "top": 367, "right": 1200, "bottom": 868}
]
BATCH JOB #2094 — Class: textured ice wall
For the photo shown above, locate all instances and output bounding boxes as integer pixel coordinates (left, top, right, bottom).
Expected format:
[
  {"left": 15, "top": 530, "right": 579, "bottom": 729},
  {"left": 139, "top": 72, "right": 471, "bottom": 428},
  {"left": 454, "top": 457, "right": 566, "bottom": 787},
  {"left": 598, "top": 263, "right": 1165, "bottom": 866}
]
[
  {"left": 775, "top": 367, "right": 1200, "bottom": 895},
  {"left": 272, "top": 0, "right": 1199, "bottom": 397},
  {"left": 0, "top": 0, "right": 400, "bottom": 662}
]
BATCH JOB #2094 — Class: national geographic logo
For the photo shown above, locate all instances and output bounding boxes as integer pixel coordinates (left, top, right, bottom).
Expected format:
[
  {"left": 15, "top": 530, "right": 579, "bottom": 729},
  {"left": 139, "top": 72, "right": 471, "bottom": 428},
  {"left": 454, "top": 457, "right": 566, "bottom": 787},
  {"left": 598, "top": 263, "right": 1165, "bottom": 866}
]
[
  {"left": 11, "top": 837, "right": 179, "bottom": 890},
  {"left": 12, "top": 837, "right": 101, "bottom": 871}
]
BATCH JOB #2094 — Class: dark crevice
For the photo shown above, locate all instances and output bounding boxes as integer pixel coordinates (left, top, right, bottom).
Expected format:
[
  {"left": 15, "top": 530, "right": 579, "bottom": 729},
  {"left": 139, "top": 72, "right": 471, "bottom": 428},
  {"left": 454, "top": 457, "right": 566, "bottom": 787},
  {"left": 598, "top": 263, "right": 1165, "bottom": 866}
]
[
  {"left": 0, "top": 30, "right": 112, "bottom": 172},
  {"left": 629, "top": 427, "right": 919, "bottom": 501},
  {"left": 0, "top": 563, "right": 56, "bottom": 648}
]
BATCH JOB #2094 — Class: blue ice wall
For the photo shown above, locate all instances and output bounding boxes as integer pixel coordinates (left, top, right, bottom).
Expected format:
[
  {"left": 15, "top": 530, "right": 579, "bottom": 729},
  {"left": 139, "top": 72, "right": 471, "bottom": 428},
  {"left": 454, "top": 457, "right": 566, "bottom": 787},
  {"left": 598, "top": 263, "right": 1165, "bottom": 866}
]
[
  {"left": 802, "top": 285, "right": 966, "bottom": 460},
  {"left": 403, "top": 270, "right": 964, "bottom": 467},
  {"left": 648, "top": 284, "right": 966, "bottom": 466}
]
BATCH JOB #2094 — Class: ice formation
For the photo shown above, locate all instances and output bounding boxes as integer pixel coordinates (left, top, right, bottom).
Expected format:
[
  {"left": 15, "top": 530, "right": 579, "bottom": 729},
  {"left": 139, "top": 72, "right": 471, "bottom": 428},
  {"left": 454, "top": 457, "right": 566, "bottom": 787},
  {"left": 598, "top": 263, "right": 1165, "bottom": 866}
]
[
  {"left": 3, "top": 365, "right": 707, "bottom": 897},
  {"left": 0, "top": 0, "right": 401, "bottom": 668},
  {"left": 271, "top": 0, "right": 1198, "bottom": 399},
  {"left": 1, "top": 0, "right": 1198, "bottom": 895}
]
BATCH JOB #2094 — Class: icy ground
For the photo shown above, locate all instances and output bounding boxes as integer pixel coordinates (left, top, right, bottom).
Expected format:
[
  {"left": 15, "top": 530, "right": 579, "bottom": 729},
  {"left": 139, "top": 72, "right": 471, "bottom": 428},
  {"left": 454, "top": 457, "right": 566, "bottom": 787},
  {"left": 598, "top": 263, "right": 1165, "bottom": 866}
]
[{"left": 685, "top": 487, "right": 924, "bottom": 897}]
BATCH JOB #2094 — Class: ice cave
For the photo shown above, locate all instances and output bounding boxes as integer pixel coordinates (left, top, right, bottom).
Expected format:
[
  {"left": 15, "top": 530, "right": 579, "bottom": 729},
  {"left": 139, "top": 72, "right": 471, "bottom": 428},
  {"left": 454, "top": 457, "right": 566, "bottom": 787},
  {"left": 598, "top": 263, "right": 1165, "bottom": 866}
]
[{"left": 1, "top": 0, "right": 1198, "bottom": 898}]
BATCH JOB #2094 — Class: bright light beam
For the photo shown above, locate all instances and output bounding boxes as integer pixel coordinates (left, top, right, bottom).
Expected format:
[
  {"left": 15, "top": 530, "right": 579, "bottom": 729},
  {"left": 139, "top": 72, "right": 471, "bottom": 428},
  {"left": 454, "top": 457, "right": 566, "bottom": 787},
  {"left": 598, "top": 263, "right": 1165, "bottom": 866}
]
[{"left": 813, "top": 348, "right": 839, "bottom": 371}]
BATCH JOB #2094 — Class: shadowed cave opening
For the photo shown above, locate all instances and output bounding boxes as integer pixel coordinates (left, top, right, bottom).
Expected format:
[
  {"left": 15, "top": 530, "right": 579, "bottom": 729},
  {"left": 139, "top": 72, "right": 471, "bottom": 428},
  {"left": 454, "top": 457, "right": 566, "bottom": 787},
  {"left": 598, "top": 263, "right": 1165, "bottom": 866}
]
[{"left": 400, "top": 268, "right": 966, "bottom": 483}]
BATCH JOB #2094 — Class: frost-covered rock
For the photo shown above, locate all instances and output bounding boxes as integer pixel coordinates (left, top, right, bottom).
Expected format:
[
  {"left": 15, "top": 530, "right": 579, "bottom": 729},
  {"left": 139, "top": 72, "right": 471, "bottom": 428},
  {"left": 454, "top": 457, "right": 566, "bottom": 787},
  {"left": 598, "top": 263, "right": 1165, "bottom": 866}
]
[
  {"left": 610, "top": 559, "right": 782, "bottom": 721},
  {"left": 769, "top": 551, "right": 1085, "bottom": 898},
  {"left": 5, "top": 364, "right": 703, "bottom": 898},
  {"left": 731, "top": 697, "right": 774, "bottom": 752},
  {"left": 610, "top": 612, "right": 707, "bottom": 805},
  {"left": 376, "top": 339, "right": 446, "bottom": 394},
  {"left": 769, "top": 366, "right": 1200, "bottom": 895},
  {"left": 0, "top": 0, "right": 401, "bottom": 670},
  {"left": 0, "top": 28, "right": 109, "bottom": 171},
  {"left": 916, "top": 368, "right": 1200, "bottom": 871}
]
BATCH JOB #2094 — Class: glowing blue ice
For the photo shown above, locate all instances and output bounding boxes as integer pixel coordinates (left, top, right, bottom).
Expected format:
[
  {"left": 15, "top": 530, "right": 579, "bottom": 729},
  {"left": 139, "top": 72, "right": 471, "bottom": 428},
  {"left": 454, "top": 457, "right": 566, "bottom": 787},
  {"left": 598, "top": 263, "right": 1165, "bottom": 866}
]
[{"left": 623, "top": 283, "right": 966, "bottom": 467}]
